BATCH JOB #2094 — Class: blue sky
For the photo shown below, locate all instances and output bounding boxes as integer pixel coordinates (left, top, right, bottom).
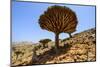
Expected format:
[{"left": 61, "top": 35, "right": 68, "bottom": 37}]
[{"left": 12, "top": 1, "right": 96, "bottom": 43}]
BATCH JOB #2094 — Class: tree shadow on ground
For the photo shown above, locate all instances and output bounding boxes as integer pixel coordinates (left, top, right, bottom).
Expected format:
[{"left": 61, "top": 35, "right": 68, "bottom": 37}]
[{"left": 32, "top": 43, "right": 72, "bottom": 64}]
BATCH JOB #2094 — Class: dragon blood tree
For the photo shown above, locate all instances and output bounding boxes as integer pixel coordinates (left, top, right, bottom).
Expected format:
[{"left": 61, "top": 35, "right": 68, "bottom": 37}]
[{"left": 38, "top": 5, "right": 78, "bottom": 51}]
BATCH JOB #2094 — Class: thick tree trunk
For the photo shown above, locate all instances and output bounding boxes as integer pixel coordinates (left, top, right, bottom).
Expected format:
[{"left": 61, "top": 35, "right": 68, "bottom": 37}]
[
  {"left": 55, "top": 33, "right": 59, "bottom": 53},
  {"left": 69, "top": 33, "right": 72, "bottom": 38}
]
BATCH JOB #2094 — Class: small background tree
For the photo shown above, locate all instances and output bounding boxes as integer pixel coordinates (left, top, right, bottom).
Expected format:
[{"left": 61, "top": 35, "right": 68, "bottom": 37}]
[{"left": 39, "top": 39, "right": 52, "bottom": 48}]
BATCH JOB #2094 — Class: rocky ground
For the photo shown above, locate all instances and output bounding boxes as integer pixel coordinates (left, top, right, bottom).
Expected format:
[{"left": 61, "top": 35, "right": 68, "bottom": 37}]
[{"left": 11, "top": 28, "right": 96, "bottom": 66}]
